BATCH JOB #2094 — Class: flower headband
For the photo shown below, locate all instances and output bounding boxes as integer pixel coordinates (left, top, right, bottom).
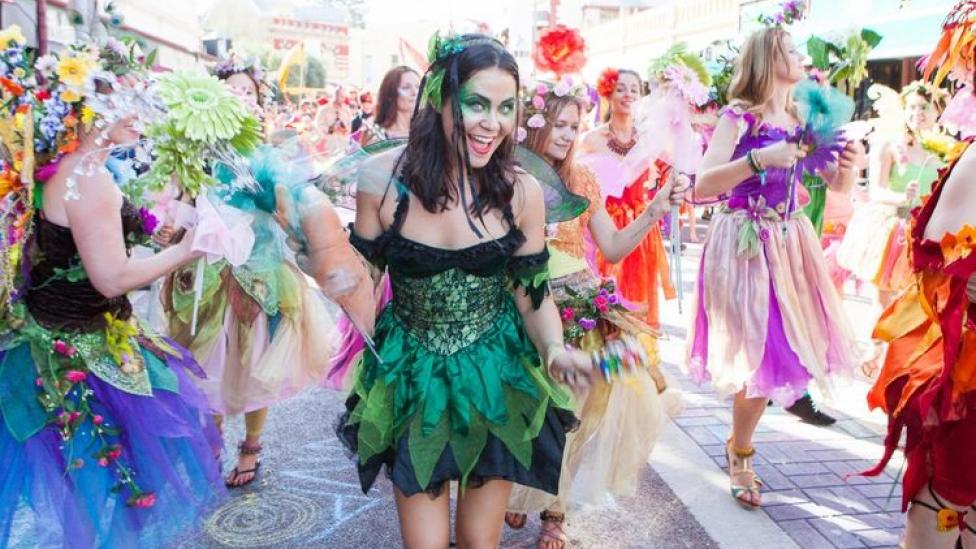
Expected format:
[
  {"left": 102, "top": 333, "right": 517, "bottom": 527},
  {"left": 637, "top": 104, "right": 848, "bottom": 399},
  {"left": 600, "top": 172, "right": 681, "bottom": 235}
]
[
  {"left": 518, "top": 76, "right": 591, "bottom": 140},
  {"left": 758, "top": 0, "right": 808, "bottom": 27},
  {"left": 212, "top": 52, "right": 275, "bottom": 106},
  {"left": 420, "top": 31, "right": 499, "bottom": 110},
  {"left": 0, "top": 27, "right": 155, "bottom": 165},
  {"left": 596, "top": 68, "right": 619, "bottom": 99}
]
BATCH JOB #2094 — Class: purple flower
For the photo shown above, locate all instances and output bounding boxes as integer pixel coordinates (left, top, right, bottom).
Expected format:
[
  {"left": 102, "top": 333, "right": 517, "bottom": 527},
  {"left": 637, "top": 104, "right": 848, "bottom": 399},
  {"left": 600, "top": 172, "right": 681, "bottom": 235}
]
[
  {"left": 138, "top": 207, "right": 158, "bottom": 235},
  {"left": 608, "top": 294, "right": 619, "bottom": 305},
  {"left": 759, "top": 228, "right": 771, "bottom": 242},
  {"left": 578, "top": 317, "right": 597, "bottom": 331}
]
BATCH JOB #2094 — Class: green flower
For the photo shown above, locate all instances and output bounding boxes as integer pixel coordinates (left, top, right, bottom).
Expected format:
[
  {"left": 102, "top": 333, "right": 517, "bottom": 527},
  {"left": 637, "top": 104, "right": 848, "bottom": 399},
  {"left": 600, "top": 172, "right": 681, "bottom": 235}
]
[{"left": 157, "top": 71, "right": 249, "bottom": 143}]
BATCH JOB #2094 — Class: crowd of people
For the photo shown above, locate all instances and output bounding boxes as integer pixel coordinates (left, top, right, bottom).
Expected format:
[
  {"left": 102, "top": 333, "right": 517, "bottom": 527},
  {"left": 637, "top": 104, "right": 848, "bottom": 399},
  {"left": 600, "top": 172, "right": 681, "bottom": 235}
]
[{"left": 0, "top": 1, "right": 975, "bottom": 548}]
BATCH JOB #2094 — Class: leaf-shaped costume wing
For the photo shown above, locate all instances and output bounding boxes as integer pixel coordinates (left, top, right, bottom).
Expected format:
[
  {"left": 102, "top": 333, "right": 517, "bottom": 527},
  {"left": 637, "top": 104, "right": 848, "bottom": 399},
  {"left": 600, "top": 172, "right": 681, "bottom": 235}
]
[{"left": 515, "top": 146, "right": 589, "bottom": 224}]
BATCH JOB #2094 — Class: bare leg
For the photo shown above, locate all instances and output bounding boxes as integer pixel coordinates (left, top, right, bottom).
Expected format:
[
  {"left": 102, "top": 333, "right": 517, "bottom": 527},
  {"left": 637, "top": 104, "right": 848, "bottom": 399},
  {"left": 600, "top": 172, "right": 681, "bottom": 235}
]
[
  {"left": 731, "top": 390, "right": 767, "bottom": 450},
  {"left": 728, "top": 390, "right": 767, "bottom": 507},
  {"left": 903, "top": 486, "right": 971, "bottom": 549},
  {"left": 455, "top": 480, "right": 513, "bottom": 549},
  {"left": 395, "top": 483, "right": 451, "bottom": 549},
  {"left": 226, "top": 408, "right": 268, "bottom": 486}
]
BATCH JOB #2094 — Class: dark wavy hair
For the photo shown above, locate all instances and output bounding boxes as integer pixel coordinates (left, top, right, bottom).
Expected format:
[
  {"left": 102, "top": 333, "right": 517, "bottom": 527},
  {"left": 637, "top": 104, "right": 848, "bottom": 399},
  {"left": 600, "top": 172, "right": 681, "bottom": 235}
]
[
  {"left": 394, "top": 34, "right": 520, "bottom": 230},
  {"left": 374, "top": 66, "right": 418, "bottom": 129}
]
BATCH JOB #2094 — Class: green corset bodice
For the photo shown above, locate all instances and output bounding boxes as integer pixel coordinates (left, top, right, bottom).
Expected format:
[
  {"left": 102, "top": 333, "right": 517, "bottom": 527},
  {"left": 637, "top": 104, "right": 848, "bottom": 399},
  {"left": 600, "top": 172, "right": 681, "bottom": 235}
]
[{"left": 391, "top": 270, "right": 508, "bottom": 355}]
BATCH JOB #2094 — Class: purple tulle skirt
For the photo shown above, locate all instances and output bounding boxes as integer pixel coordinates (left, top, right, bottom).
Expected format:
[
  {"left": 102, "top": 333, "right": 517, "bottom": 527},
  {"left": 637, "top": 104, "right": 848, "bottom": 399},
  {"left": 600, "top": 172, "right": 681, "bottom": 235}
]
[{"left": 0, "top": 338, "right": 225, "bottom": 549}]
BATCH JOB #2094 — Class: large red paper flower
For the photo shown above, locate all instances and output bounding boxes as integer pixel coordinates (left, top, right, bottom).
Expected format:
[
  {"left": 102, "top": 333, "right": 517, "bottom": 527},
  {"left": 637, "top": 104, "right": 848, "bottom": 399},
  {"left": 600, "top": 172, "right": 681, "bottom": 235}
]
[
  {"left": 533, "top": 25, "right": 587, "bottom": 77},
  {"left": 596, "top": 68, "right": 619, "bottom": 98}
]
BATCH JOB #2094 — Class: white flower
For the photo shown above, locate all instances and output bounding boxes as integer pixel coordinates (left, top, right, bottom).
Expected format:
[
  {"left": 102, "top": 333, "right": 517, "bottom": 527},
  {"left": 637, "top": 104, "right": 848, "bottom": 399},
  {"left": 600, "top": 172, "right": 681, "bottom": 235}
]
[
  {"left": 553, "top": 80, "right": 571, "bottom": 97},
  {"left": 516, "top": 126, "right": 528, "bottom": 143},
  {"left": 527, "top": 113, "right": 546, "bottom": 128},
  {"left": 35, "top": 54, "right": 58, "bottom": 77}
]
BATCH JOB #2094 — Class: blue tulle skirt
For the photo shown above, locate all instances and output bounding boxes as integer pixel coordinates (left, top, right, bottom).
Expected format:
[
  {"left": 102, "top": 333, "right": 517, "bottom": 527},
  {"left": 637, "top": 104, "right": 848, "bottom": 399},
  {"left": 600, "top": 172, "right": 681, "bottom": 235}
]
[{"left": 0, "top": 334, "right": 226, "bottom": 549}]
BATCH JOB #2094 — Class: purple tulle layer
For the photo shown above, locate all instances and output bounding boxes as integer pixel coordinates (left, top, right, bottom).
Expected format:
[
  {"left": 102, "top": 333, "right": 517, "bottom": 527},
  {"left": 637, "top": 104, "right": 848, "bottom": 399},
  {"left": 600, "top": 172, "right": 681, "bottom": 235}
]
[{"left": 0, "top": 341, "right": 225, "bottom": 549}]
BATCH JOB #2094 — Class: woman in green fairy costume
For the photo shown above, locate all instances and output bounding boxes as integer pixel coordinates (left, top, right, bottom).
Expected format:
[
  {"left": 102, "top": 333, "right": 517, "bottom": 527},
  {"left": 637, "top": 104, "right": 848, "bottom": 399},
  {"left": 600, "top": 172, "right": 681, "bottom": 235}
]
[{"left": 331, "top": 33, "right": 592, "bottom": 548}]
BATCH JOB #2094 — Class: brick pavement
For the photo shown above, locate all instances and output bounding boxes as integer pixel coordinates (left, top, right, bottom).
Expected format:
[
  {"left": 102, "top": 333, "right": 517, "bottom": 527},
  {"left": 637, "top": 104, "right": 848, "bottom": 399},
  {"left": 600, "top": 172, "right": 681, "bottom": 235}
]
[{"left": 654, "top": 237, "right": 907, "bottom": 549}]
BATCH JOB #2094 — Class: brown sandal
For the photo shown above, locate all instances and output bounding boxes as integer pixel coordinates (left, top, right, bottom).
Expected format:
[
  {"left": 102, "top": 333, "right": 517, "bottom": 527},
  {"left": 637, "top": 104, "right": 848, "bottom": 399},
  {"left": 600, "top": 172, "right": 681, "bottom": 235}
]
[
  {"left": 538, "top": 511, "right": 567, "bottom": 549},
  {"left": 726, "top": 439, "right": 762, "bottom": 509},
  {"left": 505, "top": 512, "right": 527, "bottom": 529},
  {"left": 225, "top": 440, "right": 262, "bottom": 488}
]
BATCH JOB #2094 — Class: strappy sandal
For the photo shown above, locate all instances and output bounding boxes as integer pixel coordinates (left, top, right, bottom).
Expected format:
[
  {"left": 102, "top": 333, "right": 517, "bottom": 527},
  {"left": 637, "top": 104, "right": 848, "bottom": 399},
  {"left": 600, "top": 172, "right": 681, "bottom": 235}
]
[
  {"left": 505, "top": 512, "right": 527, "bottom": 529},
  {"left": 538, "top": 511, "right": 567, "bottom": 549},
  {"left": 726, "top": 439, "right": 763, "bottom": 509},
  {"left": 225, "top": 440, "right": 262, "bottom": 488}
]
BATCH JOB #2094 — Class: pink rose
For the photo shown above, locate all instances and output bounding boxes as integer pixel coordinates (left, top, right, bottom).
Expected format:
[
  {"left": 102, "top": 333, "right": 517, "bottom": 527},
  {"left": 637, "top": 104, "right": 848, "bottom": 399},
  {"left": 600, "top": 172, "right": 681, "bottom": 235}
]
[
  {"left": 98, "top": 458, "right": 109, "bottom": 467},
  {"left": 593, "top": 295, "right": 608, "bottom": 307},
  {"left": 68, "top": 411, "right": 81, "bottom": 423},
  {"left": 107, "top": 446, "right": 123, "bottom": 461},
  {"left": 53, "top": 340, "right": 77, "bottom": 357},
  {"left": 560, "top": 307, "right": 576, "bottom": 321},
  {"left": 527, "top": 114, "right": 546, "bottom": 129},
  {"left": 64, "top": 370, "right": 87, "bottom": 383},
  {"left": 532, "top": 95, "right": 546, "bottom": 110},
  {"left": 35, "top": 377, "right": 44, "bottom": 387},
  {"left": 535, "top": 83, "right": 548, "bottom": 95},
  {"left": 92, "top": 415, "right": 104, "bottom": 426},
  {"left": 516, "top": 126, "right": 528, "bottom": 143}
]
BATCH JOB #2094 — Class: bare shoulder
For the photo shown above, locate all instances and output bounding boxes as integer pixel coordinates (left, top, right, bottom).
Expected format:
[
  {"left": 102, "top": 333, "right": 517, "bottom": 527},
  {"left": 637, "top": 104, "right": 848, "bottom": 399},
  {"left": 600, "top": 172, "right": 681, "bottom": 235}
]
[{"left": 579, "top": 125, "right": 609, "bottom": 153}]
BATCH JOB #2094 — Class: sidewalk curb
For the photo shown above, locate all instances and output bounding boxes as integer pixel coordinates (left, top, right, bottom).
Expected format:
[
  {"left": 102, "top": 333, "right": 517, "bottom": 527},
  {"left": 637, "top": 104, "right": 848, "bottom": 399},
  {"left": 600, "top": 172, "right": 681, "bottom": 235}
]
[{"left": 650, "top": 419, "right": 801, "bottom": 549}]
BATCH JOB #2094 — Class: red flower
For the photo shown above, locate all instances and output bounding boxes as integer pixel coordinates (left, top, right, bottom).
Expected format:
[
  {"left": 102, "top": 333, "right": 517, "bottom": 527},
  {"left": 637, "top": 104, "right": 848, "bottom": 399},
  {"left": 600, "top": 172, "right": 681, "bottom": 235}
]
[
  {"left": 596, "top": 69, "right": 620, "bottom": 99},
  {"left": 64, "top": 370, "right": 87, "bottom": 383},
  {"left": 0, "top": 77, "right": 24, "bottom": 96},
  {"left": 36, "top": 89, "right": 50, "bottom": 101},
  {"left": 129, "top": 492, "right": 157, "bottom": 509},
  {"left": 560, "top": 307, "right": 576, "bottom": 321},
  {"left": 106, "top": 446, "right": 123, "bottom": 461},
  {"left": 92, "top": 415, "right": 104, "bottom": 426},
  {"left": 533, "top": 25, "right": 587, "bottom": 77}
]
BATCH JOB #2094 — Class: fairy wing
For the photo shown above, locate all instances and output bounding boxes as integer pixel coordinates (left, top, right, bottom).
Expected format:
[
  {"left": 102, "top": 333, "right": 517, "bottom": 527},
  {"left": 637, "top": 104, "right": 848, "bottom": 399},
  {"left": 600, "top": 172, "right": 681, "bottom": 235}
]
[
  {"left": 313, "top": 138, "right": 587, "bottom": 224},
  {"left": 866, "top": 83, "right": 903, "bottom": 147},
  {"left": 514, "top": 145, "right": 589, "bottom": 224}
]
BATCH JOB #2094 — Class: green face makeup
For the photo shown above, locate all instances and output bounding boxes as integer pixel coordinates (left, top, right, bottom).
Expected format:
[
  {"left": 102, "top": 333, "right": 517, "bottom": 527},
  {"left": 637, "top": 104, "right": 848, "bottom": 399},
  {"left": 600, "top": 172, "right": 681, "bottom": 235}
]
[{"left": 458, "top": 85, "right": 517, "bottom": 121}]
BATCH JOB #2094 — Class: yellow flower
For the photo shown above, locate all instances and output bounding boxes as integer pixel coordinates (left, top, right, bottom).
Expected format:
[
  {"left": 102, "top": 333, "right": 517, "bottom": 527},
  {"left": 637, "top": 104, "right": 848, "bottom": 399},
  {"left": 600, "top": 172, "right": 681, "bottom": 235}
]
[
  {"left": 12, "top": 68, "right": 25, "bottom": 79},
  {"left": 0, "top": 25, "right": 26, "bottom": 46},
  {"left": 60, "top": 88, "right": 81, "bottom": 103},
  {"left": 56, "top": 55, "right": 96, "bottom": 89},
  {"left": 13, "top": 112, "right": 24, "bottom": 131},
  {"left": 80, "top": 105, "right": 95, "bottom": 127}
]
